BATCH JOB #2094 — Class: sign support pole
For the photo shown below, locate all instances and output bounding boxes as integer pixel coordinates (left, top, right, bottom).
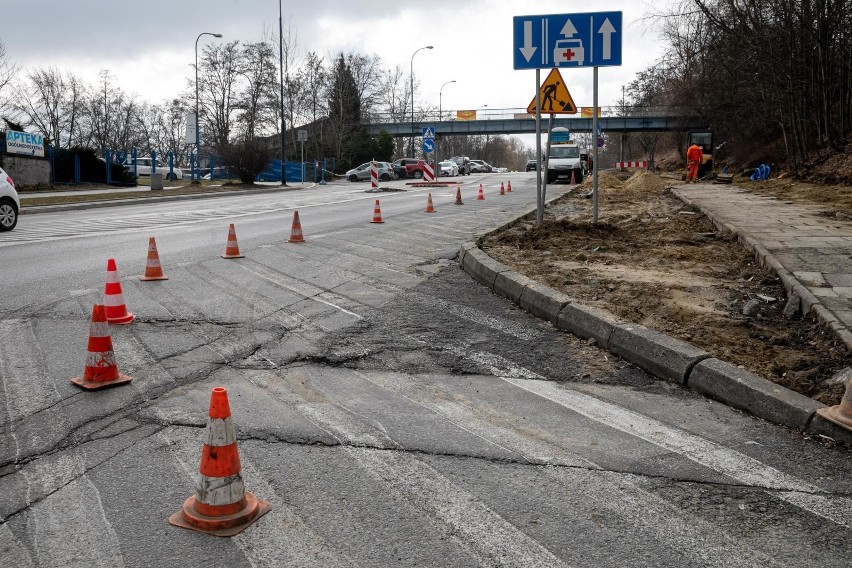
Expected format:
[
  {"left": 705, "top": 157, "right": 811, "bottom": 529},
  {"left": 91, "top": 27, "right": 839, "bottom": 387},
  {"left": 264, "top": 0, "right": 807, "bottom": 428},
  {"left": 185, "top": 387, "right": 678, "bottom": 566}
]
[
  {"left": 535, "top": 68, "right": 542, "bottom": 225},
  {"left": 592, "top": 66, "right": 599, "bottom": 225}
]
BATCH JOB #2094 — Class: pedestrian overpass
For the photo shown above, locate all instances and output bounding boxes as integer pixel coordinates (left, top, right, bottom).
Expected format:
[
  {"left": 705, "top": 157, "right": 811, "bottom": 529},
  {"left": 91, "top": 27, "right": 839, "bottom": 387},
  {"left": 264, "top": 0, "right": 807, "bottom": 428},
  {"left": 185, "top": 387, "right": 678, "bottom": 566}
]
[{"left": 364, "top": 107, "right": 706, "bottom": 137}]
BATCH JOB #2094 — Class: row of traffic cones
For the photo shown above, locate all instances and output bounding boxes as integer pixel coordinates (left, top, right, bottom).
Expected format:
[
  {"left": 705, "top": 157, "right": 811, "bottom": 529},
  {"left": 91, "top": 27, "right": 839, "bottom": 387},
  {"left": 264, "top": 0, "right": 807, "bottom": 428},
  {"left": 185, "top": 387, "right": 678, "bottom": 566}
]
[{"left": 66, "top": 180, "right": 521, "bottom": 532}]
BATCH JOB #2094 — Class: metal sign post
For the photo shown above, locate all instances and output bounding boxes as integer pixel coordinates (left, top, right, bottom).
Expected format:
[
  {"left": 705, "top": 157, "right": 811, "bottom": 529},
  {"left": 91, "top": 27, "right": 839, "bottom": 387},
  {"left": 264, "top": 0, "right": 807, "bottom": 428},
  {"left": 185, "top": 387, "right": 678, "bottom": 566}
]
[
  {"left": 592, "top": 67, "right": 599, "bottom": 224},
  {"left": 535, "top": 69, "right": 542, "bottom": 224},
  {"left": 297, "top": 130, "right": 307, "bottom": 184}
]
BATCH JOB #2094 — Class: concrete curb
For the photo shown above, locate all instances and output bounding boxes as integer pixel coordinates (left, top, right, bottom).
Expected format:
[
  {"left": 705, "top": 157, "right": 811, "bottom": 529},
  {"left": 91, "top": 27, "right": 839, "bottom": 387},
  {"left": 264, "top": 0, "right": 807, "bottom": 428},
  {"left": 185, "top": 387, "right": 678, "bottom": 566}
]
[
  {"left": 20, "top": 183, "right": 317, "bottom": 215},
  {"left": 672, "top": 186, "right": 852, "bottom": 353},
  {"left": 459, "top": 227, "right": 852, "bottom": 444}
]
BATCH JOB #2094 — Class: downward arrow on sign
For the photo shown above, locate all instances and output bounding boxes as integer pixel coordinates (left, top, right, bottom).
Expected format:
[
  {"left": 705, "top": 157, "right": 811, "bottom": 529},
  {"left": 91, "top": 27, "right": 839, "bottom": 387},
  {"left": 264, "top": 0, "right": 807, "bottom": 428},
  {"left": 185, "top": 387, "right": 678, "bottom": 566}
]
[{"left": 519, "top": 20, "right": 537, "bottom": 62}]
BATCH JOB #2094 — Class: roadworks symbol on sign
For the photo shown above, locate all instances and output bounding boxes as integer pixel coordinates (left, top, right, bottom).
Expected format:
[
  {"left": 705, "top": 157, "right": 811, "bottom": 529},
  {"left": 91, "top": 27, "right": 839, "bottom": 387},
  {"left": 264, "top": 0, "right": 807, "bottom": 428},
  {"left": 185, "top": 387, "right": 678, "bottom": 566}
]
[{"left": 527, "top": 68, "right": 578, "bottom": 114}]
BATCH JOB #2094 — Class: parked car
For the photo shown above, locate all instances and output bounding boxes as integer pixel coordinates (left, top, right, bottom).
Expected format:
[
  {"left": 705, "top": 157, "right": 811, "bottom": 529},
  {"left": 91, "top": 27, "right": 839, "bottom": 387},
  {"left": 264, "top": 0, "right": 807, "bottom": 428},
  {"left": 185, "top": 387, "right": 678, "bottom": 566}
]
[
  {"left": 202, "top": 167, "right": 235, "bottom": 180},
  {"left": 0, "top": 166, "right": 19, "bottom": 231},
  {"left": 345, "top": 162, "right": 394, "bottom": 182},
  {"left": 470, "top": 159, "right": 492, "bottom": 173},
  {"left": 125, "top": 157, "right": 183, "bottom": 180},
  {"left": 438, "top": 160, "right": 459, "bottom": 177},
  {"left": 525, "top": 160, "right": 537, "bottom": 172},
  {"left": 450, "top": 156, "right": 471, "bottom": 175},
  {"left": 392, "top": 158, "right": 429, "bottom": 179},
  {"left": 390, "top": 163, "right": 407, "bottom": 180}
]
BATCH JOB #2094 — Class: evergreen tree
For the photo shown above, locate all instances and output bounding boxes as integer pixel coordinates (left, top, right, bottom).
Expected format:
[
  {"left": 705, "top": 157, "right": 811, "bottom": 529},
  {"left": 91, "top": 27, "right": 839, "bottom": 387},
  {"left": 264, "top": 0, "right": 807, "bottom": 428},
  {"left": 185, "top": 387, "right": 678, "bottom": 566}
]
[{"left": 326, "top": 54, "right": 364, "bottom": 170}]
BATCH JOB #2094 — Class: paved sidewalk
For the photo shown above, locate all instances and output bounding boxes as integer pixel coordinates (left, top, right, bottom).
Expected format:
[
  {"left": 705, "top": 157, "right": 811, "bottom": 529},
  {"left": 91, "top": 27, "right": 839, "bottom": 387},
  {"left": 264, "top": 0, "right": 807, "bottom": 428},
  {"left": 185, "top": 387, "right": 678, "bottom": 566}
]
[{"left": 673, "top": 183, "right": 852, "bottom": 351}]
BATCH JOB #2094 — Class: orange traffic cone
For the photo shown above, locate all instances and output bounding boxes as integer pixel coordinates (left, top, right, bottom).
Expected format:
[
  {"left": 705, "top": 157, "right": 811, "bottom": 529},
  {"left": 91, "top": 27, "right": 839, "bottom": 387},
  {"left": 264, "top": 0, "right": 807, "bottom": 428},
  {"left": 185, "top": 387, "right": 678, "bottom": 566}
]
[
  {"left": 817, "top": 379, "right": 852, "bottom": 430},
  {"left": 70, "top": 304, "right": 133, "bottom": 390},
  {"left": 140, "top": 237, "right": 168, "bottom": 281},
  {"left": 104, "top": 258, "right": 135, "bottom": 325},
  {"left": 454, "top": 187, "right": 464, "bottom": 205},
  {"left": 507, "top": 181, "right": 513, "bottom": 193},
  {"left": 222, "top": 224, "right": 245, "bottom": 259},
  {"left": 499, "top": 182, "right": 506, "bottom": 196},
  {"left": 288, "top": 210, "right": 306, "bottom": 243},
  {"left": 169, "top": 387, "right": 271, "bottom": 536},
  {"left": 571, "top": 170, "right": 577, "bottom": 185},
  {"left": 424, "top": 193, "right": 436, "bottom": 213},
  {"left": 370, "top": 199, "right": 384, "bottom": 223},
  {"left": 477, "top": 184, "right": 485, "bottom": 200}
]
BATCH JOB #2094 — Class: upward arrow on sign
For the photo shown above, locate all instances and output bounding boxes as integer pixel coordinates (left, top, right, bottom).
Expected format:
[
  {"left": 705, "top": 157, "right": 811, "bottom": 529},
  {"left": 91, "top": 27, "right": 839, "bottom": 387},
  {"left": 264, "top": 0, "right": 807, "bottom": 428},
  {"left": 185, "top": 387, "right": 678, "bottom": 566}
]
[{"left": 598, "top": 18, "right": 616, "bottom": 60}]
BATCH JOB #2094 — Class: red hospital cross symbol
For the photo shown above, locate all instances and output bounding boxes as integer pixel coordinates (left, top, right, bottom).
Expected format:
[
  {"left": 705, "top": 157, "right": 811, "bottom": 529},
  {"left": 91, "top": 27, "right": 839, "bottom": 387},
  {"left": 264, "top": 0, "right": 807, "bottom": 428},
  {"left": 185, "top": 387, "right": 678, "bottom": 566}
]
[{"left": 562, "top": 48, "right": 575, "bottom": 61}]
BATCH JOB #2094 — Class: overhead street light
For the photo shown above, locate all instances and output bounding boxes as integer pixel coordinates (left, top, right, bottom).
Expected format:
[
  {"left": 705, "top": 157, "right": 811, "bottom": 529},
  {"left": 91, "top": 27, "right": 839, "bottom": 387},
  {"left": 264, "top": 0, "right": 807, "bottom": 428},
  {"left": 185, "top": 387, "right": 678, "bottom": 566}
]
[
  {"left": 194, "top": 32, "right": 223, "bottom": 184},
  {"left": 439, "top": 80, "right": 456, "bottom": 122},
  {"left": 410, "top": 45, "right": 433, "bottom": 157}
]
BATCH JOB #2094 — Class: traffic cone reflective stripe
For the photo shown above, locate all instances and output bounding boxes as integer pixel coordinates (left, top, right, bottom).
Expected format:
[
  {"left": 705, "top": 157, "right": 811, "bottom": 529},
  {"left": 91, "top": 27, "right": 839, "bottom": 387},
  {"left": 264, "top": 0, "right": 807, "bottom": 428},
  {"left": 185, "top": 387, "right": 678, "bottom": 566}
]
[
  {"left": 477, "top": 184, "right": 485, "bottom": 200},
  {"left": 507, "top": 181, "right": 512, "bottom": 192},
  {"left": 288, "top": 210, "right": 306, "bottom": 243},
  {"left": 500, "top": 182, "right": 505, "bottom": 195},
  {"left": 370, "top": 199, "right": 384, "bottom": 223},
  {"left": 454, "top": 187, "right": 464, "bottom": 205},
  {"left": 222, "top": 224, "right": 245, "bottom": 259},
  {"left": 140, "top": 237, "right": 168, "bottom": 281},
  {"left": 169, "top": 387, "right": 270, "bottom": 537},
  {"left": 104, "top": 258, "right": 135, "bottom": 324},
  {"left": 817, "top": 378, "right": 852, "bottom": 430},
  {"left": 424, "top": 193, "right": 436, "bottom": 213},
  {"left": 70, "top": 304, "right": 133, "bottom": 390}
]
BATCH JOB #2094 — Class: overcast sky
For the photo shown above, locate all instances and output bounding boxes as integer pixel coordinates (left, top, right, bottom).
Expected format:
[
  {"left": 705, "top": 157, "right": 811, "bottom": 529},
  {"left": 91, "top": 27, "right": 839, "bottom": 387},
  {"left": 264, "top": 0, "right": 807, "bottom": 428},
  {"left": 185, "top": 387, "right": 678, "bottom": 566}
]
[{"left": 5, "top": 0, "right": 668, "bottom": 118}]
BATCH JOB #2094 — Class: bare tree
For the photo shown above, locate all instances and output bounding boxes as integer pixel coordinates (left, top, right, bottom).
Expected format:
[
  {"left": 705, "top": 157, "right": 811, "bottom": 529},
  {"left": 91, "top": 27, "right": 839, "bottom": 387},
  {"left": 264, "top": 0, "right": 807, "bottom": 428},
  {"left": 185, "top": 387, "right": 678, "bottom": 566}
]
[
  {"left": 13, "top": 67, "right": 87, "bottom": 148},
  {"left": 0, "top": 40, "right": 18, "bottom": 118},
  {"left": 235, "top": 40, "right": 277, "bottom": 140},
  {"left": 197, "top": 40, "right": 243, "bottom": 148}
]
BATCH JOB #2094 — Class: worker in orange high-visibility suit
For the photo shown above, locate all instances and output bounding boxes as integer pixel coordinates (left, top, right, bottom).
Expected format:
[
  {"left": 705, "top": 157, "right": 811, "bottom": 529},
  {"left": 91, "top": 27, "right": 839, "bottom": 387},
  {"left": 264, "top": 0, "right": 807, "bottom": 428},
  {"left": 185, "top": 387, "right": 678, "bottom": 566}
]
[{"left": 686, "top": 143, "right": 703, "bottom": 183}]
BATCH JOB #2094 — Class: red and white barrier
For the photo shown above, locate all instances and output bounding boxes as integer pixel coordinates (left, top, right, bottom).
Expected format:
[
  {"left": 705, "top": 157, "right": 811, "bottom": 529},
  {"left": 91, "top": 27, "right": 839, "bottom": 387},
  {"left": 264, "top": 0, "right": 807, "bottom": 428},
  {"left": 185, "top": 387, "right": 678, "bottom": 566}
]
[
  {"left": 423, "top": 163, "right": 434, "bottom": 182},
  {"left": 615, "top": 161, "right": 648, "bottom": 169},
  {"left": 370, "top": 161, "right": 379, "bottom": 189}
]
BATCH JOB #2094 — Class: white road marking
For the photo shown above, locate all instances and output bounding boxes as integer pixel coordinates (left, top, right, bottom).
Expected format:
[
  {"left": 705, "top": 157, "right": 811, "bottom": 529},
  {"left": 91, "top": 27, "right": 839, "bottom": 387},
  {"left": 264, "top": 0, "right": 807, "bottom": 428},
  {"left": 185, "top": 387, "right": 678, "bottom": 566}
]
[
  {"left": 505, "top": 378, "right": 852, "bottom": 528},
  {"left": 350, "top": 447, "right": 568, "bottom": 568}
]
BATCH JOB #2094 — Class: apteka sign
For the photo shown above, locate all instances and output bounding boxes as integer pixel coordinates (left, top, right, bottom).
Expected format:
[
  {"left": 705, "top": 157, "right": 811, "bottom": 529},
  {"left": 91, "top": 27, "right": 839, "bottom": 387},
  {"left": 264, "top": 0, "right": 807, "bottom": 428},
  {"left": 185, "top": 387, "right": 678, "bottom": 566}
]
[{"left": 6, "top": 130, "right": 45, "bottom": 157}]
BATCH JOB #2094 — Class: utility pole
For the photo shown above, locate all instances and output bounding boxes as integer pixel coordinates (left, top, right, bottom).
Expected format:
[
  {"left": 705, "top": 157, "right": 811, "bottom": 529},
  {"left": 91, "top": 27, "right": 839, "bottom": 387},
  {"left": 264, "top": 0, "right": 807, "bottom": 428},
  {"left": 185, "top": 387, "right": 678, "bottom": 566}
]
[{"left": 279, "top": 1, "right": 287, "bottom": 185}]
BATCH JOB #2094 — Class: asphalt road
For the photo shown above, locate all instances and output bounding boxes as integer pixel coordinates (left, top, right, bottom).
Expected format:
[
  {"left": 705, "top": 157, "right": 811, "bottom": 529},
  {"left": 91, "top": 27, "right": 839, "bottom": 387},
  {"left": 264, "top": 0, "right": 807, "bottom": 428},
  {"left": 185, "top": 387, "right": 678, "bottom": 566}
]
[{"left": 1, "top": 174, "right": 851, "bottom": 567}]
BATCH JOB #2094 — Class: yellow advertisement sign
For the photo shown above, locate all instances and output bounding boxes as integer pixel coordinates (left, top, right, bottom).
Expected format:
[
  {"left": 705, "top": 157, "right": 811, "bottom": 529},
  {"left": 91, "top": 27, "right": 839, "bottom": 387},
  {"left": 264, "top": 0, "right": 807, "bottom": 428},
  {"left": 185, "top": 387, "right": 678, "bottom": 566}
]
[
  {"left": 457, "top": 110, "right": 477, "bottom": 121},
  {"left": 581, "top": 107, "right": 602, "bottom": 117}
]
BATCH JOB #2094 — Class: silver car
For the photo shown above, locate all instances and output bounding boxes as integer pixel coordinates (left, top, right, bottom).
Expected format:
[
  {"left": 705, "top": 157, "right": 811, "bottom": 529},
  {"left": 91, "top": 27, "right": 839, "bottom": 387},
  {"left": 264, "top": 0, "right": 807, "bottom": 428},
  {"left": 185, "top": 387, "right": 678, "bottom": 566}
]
[
  {"left": 0, "top": 166, "right": 20, "bottom": 231},
  {"left": 345, "top": 162, "right": 394, "bottom": 182}
]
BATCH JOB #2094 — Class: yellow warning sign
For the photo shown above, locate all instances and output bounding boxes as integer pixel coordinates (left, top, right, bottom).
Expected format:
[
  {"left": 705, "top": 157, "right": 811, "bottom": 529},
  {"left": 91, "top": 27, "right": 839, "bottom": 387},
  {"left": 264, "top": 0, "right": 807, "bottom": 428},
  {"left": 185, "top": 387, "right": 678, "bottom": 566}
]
[{"left": 526, "top": 68, "right": 578, "bottom": 114}]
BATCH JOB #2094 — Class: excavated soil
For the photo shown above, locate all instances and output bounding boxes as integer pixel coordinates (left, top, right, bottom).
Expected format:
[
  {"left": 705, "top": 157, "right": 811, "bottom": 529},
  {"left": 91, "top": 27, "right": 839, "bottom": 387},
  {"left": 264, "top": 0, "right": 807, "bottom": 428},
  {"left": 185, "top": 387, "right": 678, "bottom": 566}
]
[{"left": 483, "top": 170, "right": 852, "bottom": 406}]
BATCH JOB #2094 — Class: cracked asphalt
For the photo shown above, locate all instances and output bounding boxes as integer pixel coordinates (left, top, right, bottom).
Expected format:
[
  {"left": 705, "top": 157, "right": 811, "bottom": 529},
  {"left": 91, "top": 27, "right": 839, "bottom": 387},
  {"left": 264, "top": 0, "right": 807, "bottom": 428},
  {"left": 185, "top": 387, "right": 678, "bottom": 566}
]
[{"left": 1, "top": 176, "right": 851, "bottom": 567}]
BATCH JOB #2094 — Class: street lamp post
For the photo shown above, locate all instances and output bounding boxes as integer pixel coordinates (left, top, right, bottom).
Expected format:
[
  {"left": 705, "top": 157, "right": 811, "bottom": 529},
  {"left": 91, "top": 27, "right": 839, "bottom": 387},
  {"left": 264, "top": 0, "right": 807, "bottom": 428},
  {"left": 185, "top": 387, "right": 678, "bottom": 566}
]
[
  {"left": 195, "top": 32, "right": 223, "bottom": 184},
  {"left": 410, "top": 45, "right": 433, "bottom": 157},
  {"left": 439, "top": 80, "right": 456, "bottom": 122}
]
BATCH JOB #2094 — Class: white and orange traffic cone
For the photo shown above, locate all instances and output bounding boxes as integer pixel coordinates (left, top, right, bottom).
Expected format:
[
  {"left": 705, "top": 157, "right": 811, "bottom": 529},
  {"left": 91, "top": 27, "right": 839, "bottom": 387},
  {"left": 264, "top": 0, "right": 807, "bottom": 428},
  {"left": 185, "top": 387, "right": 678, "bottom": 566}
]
[
  {"left": 477, "top": 184, "right": 485, "bottom": 200},
  {"left": 104, "top": 258, "right": 135, "bottom": 324},
  {"left": 507, "top": 181, "right": 512, "bottom": 193},
  {"left": 70, "top": 304, "right": 133, "bottom": 390},
  {"left": 140, "top": 237, "right": 168, "bottom": 281},
  {"left": 817, "top": 379, "right": 852, "bottom": 431},
  {"left": 370, "top": 199, "right": 384, "bottom": 223},
  {"left": 288, "top": 210, "right": 306, "bottom": 243},
  {"left": 499, "top": 182, "right": 506, "bottom": 196},
  {"left": 424, "top": 193, "right": 436, "bottom": 213},
  {"left": 454, "top": 187, "right": 464, "bottom": 205},
  {"left": 570, "top": 170, "right": 577, "bottom": 185},
  {"left": 169, "top": 387, "right": 271, "bottom": 537},
  {"left": 222, "top": 224, "right": 245, "bottom": 259}
]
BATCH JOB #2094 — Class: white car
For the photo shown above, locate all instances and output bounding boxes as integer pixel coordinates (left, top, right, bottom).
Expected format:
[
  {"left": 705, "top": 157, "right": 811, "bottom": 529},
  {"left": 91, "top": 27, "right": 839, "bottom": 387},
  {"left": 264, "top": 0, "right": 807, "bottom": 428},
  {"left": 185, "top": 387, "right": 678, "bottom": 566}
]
[
  {"left": 126, "top": 157, "right": 183, "bottom": 180},
  {"left": 439, "top": 160, "right": 459, "bottom": 177},
  {"left": 345, "top": 162, "right": 394, "bottom": 182},
  {"left": 0, "top": 166, "right": 20, "bottom": 231}
]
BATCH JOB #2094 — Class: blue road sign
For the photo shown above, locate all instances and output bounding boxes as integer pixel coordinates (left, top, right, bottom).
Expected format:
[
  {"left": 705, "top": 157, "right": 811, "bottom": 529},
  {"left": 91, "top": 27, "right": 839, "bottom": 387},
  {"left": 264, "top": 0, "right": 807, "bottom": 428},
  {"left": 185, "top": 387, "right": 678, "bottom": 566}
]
[
  {"left": 422, "top": 139, "right": 435, "bottom": 153},
  {"left": 422, "top": 126, "right": 436, "bottom": 139},
  {"left": 513, "top": 11, "right": 622, "bottom": 70}
]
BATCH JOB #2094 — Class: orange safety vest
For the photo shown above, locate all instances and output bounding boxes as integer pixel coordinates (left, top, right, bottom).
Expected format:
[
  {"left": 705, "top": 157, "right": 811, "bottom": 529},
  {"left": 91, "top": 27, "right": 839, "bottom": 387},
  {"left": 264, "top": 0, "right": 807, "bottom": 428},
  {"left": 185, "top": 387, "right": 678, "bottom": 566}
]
[{"left": 687, "top": 144, "right": 703, "bottom": 164}]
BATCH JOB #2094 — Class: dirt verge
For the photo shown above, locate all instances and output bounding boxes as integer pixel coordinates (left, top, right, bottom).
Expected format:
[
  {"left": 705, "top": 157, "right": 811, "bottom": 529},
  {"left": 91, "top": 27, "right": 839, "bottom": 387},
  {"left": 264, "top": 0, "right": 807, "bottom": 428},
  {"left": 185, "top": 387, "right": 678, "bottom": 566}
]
[{"left": 482, "top": 170, "right": 852, "bottom": 405}]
